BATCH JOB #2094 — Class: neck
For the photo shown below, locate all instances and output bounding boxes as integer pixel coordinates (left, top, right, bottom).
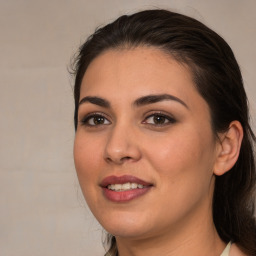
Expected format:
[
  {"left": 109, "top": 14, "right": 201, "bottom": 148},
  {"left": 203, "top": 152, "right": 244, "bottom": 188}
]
[{"left": 115, "top": 201, "right": 226, "bottom": 256}]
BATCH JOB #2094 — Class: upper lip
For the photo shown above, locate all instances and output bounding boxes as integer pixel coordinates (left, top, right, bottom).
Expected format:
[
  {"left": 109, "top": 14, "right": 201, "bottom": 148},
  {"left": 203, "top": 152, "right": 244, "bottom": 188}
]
[{"left": 100, "top": 175, "right": 153, "bottom": 187}]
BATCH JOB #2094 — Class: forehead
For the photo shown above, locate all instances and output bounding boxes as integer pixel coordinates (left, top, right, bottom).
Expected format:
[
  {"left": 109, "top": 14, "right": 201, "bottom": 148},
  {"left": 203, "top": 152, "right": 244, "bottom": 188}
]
[
  {"left": 83, "top": 46, "right": 192, "bottom": 84},
  {"left": 80, "top": 46, "right": 204, "bottom": 109}
]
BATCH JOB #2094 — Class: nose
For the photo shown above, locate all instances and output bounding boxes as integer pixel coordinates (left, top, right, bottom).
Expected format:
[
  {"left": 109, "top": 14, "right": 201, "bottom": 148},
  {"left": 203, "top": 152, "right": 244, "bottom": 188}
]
[{"left": 104, "top": 124, "right": 141, "bottom": 165}]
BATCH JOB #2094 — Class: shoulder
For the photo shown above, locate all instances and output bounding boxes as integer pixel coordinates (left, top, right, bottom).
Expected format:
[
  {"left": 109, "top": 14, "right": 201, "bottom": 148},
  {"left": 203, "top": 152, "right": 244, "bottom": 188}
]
[{"left": 230, "top": 243, "right": 248, "bottom": 256}]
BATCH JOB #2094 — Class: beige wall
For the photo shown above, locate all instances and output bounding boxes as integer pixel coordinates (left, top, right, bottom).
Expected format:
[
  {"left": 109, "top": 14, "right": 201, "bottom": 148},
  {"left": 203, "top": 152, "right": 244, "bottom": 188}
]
[{"left": 0, "top": 1, "right": 255, "bottom": 255}]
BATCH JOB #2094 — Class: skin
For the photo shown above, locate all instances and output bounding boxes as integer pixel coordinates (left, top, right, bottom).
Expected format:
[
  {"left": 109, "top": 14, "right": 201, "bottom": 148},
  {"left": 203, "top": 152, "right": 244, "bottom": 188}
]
[{"left": 74, "top": 47, "right": 243, "bottom": 256}]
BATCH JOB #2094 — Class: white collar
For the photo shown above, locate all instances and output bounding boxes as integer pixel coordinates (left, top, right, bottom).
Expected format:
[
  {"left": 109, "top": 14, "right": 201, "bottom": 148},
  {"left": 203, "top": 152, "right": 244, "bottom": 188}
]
[{"left": 220, "top": 242, "right": 231, "bottom": 256}]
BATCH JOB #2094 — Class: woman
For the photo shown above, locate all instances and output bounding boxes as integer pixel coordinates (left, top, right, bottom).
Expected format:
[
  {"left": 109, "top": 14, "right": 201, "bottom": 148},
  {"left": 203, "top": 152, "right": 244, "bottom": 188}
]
[{"left": 72, "top": 9, "right": 256, "bottom": 256}]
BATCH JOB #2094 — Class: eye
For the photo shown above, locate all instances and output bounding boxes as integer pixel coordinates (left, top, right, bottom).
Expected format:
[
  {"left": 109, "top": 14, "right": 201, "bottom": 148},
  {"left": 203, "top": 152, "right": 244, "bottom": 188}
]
[
  {"left": 81, "top": 113, "right": 111, "bottom": 126},
  {"left": 143, "top": 113, "right": 176, "bottom": 126}
]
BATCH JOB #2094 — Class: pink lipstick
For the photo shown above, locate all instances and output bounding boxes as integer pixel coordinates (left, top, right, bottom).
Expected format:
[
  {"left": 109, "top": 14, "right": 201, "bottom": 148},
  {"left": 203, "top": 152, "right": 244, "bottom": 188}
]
[{"left": 100, "top": 175, "right": 152, "bottom": 202}]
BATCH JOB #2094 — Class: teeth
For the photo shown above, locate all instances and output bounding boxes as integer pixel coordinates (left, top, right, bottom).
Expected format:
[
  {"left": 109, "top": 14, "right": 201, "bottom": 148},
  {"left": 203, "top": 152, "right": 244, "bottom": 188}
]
[
  {"left": 131, "top": 183, "right": 137, "bottom": 189},
  {"left": 122, "top": 183, "right": 130, "bottom": 190},
  {"left": 115, "top": 184, "right": 122, "bottom": 190},
  {"left": 107, "top": 182, "right": 145, "bottom": 191}
]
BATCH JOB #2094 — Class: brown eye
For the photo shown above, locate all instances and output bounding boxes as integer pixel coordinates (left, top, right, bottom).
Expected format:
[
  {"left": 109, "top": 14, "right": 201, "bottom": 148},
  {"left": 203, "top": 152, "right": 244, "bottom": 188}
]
[
  {"left": 153, "top": 115, "right": 167, "bottom": 124},
  {"left": 143, "top": 113, "right": 176, "bottom": 126},
  {"left": 92, "top": 116, "right": 105, "bottom": 125},
  {"left": 81, "top": 114, "right": 111, "bottom": 126}
]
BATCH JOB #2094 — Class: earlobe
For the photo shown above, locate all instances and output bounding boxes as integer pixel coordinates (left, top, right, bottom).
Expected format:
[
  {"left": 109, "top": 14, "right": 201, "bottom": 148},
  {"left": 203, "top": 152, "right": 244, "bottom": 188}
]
[{"left": 213, "top": 121, "right": 243, "bottom": 176}]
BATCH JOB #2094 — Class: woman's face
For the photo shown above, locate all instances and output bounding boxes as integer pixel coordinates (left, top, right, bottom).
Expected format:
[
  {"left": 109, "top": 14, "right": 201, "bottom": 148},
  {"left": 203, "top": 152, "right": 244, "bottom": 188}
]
[{"left": 74, "top": 47, "right": 219, "bottom": 239}]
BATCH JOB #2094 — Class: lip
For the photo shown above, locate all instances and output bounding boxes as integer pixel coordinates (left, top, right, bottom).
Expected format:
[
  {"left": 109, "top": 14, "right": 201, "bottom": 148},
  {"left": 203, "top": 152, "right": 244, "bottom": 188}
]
[{"left": 100, "top": 175, "right": 153, "bottom": 203}]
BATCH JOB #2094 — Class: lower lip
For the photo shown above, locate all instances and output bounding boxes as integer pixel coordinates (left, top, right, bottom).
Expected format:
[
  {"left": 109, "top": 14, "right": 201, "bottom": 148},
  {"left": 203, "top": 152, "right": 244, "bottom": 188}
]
[{"left": 102, "top": 187, "right": 151, "bottom": 202}]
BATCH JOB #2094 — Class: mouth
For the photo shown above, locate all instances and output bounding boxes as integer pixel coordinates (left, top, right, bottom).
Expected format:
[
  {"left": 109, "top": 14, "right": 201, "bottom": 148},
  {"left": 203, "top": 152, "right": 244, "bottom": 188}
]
[
  {"left": 100, "top": 175, "right": 153, "bottom": 202},
  {"left": 107, "top": 182, "right": 146, "bottom": 191}
]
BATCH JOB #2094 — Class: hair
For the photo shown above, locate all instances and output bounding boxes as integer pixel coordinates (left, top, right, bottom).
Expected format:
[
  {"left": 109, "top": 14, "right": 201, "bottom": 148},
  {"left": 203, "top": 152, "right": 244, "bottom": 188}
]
[{"left": 71, "top": 9, "right": 256, "bottom": 255}]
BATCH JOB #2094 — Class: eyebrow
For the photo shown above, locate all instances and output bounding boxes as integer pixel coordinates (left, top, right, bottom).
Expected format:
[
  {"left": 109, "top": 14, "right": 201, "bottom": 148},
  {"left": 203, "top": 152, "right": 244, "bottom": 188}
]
[
  {"left": 79, "top": 96, "right": 110, "bottom": 108},
  {"left": 134, "top": 94, "right": 188, "bottom": 109},
  {"left": 79, "top": 94, "right": 188, "bottom": 109}
]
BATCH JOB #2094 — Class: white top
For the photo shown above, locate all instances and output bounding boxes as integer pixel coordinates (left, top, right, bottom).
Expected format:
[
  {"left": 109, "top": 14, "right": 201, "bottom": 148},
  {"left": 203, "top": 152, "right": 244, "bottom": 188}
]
[
  {"left": 105, "top": 241, "right": 232, "bottom": 256},
  {"left": 220, "top": 242, "right": 231, "bottom": 256}
]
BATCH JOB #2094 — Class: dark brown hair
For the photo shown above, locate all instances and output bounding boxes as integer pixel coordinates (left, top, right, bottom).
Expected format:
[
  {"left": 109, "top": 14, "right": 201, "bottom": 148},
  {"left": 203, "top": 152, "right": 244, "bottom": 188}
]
[{"left": 72, "top": 9, "right": 256, "bottom": 255}]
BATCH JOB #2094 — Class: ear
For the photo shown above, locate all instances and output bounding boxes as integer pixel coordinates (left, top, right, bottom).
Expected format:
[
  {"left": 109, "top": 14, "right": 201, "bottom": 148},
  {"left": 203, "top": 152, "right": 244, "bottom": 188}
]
[{"left": 213, "top": 121, "right": 243, "bottom": 176}]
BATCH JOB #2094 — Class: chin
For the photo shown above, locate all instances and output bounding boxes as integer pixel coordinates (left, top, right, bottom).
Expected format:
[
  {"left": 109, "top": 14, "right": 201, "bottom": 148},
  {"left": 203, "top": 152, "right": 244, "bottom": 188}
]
[
  {"left": 97, "top": 211, "right": 153, "bottom": 238},
  {"left": 106, "top": 225, "right": 151, "bottom": 239}
]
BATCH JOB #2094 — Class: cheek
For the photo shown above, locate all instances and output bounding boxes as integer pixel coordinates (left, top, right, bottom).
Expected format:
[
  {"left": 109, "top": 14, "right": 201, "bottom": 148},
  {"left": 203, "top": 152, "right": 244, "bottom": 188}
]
[
  {"left": 146, "top": 125, "right": 215, "bottom": 186},
  {"left": 74, "top": 131, "right": 104, "bottom": 168},
  {"left": 73, "top": 133, "right": 103, "bottom": 197},
  {"left": 145, "top": 128, "right": 215, "bottom": 217}
]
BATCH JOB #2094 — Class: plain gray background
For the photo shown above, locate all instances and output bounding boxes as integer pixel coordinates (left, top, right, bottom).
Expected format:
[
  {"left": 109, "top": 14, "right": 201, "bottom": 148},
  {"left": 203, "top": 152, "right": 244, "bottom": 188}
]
[{"left": 0, "top": 1, "right": 255, "bottom": 255}]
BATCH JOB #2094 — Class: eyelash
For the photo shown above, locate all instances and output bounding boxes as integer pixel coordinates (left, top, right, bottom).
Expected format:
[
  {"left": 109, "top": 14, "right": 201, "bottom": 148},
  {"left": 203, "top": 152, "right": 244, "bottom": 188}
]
[
  {"left": 142, "top": 112, "right": 176, "bottom": 126},
  {"left": 80, "top": 112, "right": 111, "bottom": 127},
  {"left": 80, "top": 112, "right": 176, "bottom": 127}
]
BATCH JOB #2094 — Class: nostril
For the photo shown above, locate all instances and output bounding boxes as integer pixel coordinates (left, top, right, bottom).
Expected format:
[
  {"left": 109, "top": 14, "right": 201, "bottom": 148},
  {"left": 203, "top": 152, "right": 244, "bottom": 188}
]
[
  {"left": 121, "top": 156, "right": 132, "bottom": 161},
  {"left": 106, "top": 156, "right": 132, "bottom": 164}
]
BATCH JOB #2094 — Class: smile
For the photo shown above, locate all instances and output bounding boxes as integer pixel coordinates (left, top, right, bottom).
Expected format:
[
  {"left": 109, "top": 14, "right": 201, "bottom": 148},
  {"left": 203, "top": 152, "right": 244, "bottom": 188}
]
[
  {"left": 101, "top": 175, "right": 153, "bottom": 202},
  {"left": 107, "top": 182, "right": 145, "bottom": 191}
]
